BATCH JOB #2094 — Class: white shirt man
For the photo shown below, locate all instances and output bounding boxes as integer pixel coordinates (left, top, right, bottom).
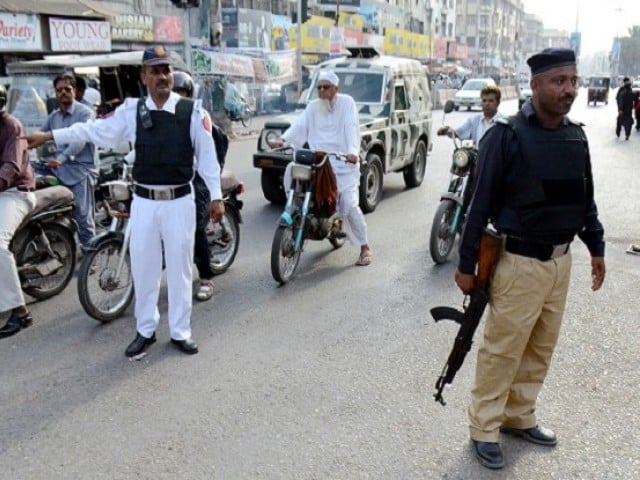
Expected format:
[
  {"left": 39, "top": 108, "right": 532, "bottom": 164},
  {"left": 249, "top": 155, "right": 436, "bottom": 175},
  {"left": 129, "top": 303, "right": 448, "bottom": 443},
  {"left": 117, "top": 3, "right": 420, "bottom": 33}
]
[{"left": 279, "top": 70, "right": 372, "bottom": 266}]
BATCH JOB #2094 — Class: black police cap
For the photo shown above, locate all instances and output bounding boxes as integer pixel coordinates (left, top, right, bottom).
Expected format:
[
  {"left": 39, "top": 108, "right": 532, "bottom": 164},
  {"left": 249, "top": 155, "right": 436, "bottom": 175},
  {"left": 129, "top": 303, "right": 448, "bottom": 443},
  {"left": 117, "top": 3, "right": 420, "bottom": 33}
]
[{"left": 527, "top": 48, "right": 576, "bottom": 76}]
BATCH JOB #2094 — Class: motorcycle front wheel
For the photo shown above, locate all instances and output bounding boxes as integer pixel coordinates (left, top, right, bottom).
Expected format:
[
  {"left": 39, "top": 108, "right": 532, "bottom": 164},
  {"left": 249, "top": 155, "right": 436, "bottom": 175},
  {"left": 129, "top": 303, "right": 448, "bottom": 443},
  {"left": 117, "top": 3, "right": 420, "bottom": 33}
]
[
  {"left": 208, "top": 209, "right": 240, "bottom": 275},
  {"left": 429, "top": 199, "right": 460, "bottom": 265},
  {"left": 241, "top": 111, "right": 252, "bottom": 128},
  {"left": 17, "top": 223, "right": 76, "bottom": 300},
  {"left": 271, "top": 224, "right": 301, "bottom": 284},
  {"left": 77, "top": 237, "right": 134, "bottom": 322}
]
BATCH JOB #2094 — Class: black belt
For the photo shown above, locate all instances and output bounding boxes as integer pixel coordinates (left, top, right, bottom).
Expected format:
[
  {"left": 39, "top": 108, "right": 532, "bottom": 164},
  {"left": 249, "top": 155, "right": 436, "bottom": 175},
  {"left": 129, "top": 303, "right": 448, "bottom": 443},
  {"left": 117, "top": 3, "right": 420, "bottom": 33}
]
[
  {"left": 17, "top": 186, "right": 35, "bottom": 192},
  {"left": 134, "top": 184, "right": 191, "bottom": 201},
  {"left": 505, "top": 237, "right": 570, "bottom": 261}
]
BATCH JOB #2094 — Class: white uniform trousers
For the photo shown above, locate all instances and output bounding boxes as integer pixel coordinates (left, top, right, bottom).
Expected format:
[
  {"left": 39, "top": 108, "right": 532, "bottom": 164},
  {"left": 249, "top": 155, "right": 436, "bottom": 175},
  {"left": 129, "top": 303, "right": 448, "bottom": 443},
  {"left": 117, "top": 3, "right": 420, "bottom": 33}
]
[
  {"left": 0, "top": 189, "right": 36, "bottom": 312},
  {"left": 283, "top": 163, "right": 368, "bottom": 246},
  {"left": 129, "top": 192, "right": 196, "bottom": 340}
]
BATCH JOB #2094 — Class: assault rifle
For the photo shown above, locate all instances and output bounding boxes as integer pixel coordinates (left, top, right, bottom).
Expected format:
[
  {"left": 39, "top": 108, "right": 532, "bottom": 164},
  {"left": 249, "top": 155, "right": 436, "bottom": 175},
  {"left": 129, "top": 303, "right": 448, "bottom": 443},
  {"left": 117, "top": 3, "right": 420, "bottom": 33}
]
[{"left": 431, "top": 228, "right": 503, "bottom": 406}]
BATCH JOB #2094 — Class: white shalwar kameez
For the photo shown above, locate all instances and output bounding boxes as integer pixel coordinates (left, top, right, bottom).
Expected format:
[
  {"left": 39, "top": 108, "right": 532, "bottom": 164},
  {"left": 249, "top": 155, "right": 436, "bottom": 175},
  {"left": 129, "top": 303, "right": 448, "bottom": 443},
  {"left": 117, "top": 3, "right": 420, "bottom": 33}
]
[
  {"left": 53, "top": 93, "right": 222, "bottom": 341},
  {"left": 282, "top": 93, "right": 368, "bottom": 246}
]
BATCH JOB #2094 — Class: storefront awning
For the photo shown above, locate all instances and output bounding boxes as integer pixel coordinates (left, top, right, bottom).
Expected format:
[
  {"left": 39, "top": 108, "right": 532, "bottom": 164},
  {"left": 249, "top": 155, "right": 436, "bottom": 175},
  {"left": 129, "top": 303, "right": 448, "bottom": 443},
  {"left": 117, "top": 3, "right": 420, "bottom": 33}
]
[{"left": 0, "top": 0, "right": 118, "bottom": 17}]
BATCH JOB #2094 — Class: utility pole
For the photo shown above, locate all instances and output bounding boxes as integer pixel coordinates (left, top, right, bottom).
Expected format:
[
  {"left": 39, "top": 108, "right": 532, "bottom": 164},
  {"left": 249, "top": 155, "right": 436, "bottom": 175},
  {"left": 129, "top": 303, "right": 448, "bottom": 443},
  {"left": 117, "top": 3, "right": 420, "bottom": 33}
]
[{"left": 296, "top": 0, "right": 303, "bottom": 96}]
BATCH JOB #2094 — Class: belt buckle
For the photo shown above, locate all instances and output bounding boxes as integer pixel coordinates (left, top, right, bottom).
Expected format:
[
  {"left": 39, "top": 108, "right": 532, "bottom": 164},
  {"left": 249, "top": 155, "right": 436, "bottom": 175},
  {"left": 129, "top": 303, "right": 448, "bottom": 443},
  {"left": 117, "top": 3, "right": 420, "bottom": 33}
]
[
  {"left": 154, "top": 189, "right": 173, "bottom": 201},
  {"left": 551, "top": 243, "right": 568, "bottom": 259}
]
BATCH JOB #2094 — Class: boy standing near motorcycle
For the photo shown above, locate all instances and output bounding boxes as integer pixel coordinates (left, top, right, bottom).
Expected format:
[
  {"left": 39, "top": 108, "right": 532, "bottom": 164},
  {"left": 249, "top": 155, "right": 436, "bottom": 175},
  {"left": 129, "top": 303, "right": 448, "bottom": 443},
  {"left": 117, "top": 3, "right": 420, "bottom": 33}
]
[
  {"left": 437, "top": 85, "right": 504, "bottom": 145},
  {"left": 24, "top": 46, "right": 224, "bottom": 357},
  {"left": 273, "top": 70, "right": 372, "bottom": 266},
  {"left": 0, "top": 85, "right": 37, "bottom": 338}
]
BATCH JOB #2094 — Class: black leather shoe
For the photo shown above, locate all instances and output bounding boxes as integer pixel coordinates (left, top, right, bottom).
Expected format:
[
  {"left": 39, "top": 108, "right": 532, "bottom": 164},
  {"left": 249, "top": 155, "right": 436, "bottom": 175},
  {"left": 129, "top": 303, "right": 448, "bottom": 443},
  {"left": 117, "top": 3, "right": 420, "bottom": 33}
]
[
  {"left": 0, "top": 312, "right": 33, "bottom": 339},
  {"left": 125, "top": 333, "right": 156, "bottom": 357},
  {"left": 170, "top": 338, "right": 199, "bottom": 355},
  {"left": 500, "top": 425, "right": 557, "bottom": 446},
  {"left": 471, "top": 440, "right": 504, "bottom": 469}
]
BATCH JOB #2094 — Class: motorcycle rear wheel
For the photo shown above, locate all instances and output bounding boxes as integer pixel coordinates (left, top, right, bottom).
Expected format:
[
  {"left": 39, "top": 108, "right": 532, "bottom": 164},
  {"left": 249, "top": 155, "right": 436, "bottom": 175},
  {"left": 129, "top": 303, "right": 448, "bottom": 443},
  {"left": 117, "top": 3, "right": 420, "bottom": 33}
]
[
  {"left": 77, "top": 237, "right": 134, "bottom": 322},
  {"left": 271, "top": 224, "right": 301, "bottom": 284},
  {"left": 429, "top": 199, "right": 459, "bottom": 265},
  {"left": 17, "top": 223, "right": 76, "bottom": 300},
  {"left": 208, "top": 208, "right": 240, "bottom": 275}
]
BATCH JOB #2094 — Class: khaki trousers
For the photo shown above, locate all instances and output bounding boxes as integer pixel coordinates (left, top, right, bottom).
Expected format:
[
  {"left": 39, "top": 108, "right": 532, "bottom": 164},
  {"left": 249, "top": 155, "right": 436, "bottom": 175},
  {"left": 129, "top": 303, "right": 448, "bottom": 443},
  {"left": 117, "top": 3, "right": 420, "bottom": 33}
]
[{"left": 468, "top": 249, "right": 572, "bottom": 442}]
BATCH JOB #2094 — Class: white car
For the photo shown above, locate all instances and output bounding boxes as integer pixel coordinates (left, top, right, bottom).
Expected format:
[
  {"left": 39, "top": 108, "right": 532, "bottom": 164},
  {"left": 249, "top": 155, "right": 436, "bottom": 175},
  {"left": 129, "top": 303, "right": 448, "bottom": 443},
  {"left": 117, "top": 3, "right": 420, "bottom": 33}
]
[
  {"left": 453, "top": 78, "right": 497, "bottom": 111},
  {"left": 518, "top": 82, "right": 533, "bottom": 109}
]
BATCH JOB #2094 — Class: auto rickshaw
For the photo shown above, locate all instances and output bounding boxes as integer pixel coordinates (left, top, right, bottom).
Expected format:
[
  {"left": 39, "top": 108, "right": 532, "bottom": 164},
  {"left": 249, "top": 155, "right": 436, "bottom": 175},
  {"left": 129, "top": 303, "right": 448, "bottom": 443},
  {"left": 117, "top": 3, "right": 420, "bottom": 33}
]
[{"left": 587, "top": 75, "right": 610, "bottom": 106}]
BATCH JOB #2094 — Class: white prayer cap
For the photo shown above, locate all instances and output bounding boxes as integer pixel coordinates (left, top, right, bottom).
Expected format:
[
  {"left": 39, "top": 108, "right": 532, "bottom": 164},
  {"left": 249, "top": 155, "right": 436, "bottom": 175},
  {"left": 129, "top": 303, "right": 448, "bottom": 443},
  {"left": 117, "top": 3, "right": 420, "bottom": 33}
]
[{"left": 317, "top": 70, "right": 339, "bottom": 86}]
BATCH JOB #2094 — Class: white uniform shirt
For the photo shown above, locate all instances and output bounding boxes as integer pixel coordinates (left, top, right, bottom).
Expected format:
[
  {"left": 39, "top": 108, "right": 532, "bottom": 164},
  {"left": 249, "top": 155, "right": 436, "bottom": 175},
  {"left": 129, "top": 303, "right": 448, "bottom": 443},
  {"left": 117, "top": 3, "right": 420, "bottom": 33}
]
[
  {"left": 282, "top": 93, "right": 360, "bottom": 183},
  {"left": 53, "top": 92, "right": 222, "bottom": 200}
]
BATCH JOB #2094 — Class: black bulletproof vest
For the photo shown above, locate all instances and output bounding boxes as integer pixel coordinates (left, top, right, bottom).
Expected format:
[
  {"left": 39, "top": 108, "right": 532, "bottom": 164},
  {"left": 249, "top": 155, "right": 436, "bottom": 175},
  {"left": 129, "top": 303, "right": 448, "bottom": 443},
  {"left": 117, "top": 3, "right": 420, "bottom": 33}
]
[
  {"left": 133, "top": 98, "right": 195, "bottom": 185},
  {"left": 501, "top": 111, "right": 588, "bottom": 236}
]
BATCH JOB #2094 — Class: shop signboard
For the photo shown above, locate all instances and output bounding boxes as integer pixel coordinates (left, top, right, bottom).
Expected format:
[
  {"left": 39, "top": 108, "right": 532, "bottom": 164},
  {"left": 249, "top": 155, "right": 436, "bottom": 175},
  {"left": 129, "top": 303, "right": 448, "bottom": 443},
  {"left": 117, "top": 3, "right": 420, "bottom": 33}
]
[
  {"left": 329, "top": 27, "right": 344, "bottom": 56},
  {"left": 271, "top": 14, "right": 291, "bottom": 51},
  {"left": 433, "top": 38, "right": 447, "bottom": 60},
  {"left": 0, "top": 13, "right": 43, "bottom": 51},
  {"left": 110, "top": 15, "right": 154, "bottom": 42},
  {"left": 288, "top": 16, "right": 333, "bottom": 53},
  {"left": 192, "top": 49, "right": 255, "bottom": 78},
  {"left": 237, "top": 9, "right": 271, "bottom": 49},
  {"left": 154, "top": 16, "right": 184, "bottom": 43},
  {"left": 49, "top": 18, "right": 111, "bottom": 52}
]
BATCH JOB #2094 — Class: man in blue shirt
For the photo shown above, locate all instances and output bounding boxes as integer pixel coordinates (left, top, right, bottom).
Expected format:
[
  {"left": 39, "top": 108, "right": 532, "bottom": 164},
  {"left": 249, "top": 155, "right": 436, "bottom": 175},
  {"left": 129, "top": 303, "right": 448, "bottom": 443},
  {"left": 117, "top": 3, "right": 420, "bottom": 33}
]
[
  {"left": 39, "top": 74, "right": 97, "bottom": 250},
  {"left": 438, "top": 85, "right": 504, "bottom": 145}
]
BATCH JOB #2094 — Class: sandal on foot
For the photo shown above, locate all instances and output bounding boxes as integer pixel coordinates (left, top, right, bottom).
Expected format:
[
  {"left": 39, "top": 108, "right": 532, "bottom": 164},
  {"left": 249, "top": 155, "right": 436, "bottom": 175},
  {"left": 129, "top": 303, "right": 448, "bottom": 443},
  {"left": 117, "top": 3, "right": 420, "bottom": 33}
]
[
  {"left": 196, "top": 279, "right": 214, "bottom": 301},
  {"left": 356, "top": 250, "right": 372, "bottom": 266}
]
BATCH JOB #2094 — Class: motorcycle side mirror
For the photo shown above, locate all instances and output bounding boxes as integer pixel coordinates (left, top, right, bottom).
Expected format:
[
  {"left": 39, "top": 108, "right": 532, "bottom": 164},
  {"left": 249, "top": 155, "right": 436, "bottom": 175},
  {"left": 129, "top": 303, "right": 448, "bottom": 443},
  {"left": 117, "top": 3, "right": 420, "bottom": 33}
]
[{"left": 443, "top": 100, "right": 455, "bottom": 114}]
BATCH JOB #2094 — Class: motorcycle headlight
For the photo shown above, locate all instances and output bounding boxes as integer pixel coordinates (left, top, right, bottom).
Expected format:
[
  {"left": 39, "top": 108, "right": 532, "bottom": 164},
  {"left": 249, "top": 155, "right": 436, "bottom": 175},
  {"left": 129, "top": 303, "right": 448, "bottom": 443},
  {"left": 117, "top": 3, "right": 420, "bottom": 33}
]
[
  {"left": 105, "top": 180, "right": 131, "bottom": 201},
  {"left": 291, "top": 164, "right": 312, "bottom": 181},
  {"left": 453, "top": 150, "right": 469, "bottom": 168}
]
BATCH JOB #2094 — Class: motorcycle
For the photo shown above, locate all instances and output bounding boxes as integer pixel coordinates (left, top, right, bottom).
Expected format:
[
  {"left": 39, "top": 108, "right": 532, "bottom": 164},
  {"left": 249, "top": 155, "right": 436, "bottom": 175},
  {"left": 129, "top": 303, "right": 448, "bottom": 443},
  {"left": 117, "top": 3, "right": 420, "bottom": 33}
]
[
  {"left": 11, "top": 164, "right": 77, "bottom": 301},
  {"left": 270, "top": 148, "right": 346, "bottom": 284},
  {"left": 77, "top": 167, "right": 244, "bottom": 323},
  {"left": 429, "top": 102, "right": 479, "bottom": 264},
  {"left": 226, "top": 98, "right": 253, "bottom": 128}
]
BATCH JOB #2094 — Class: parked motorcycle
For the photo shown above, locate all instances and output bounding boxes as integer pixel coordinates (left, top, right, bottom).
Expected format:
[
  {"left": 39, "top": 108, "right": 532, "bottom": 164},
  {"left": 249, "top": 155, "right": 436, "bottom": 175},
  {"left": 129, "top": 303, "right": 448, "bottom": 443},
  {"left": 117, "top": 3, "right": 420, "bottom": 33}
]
[
  {"left": 270, "top": 148, "right": 346, "bottom": 284},
  {"left": 429, "top": 111, "right": 478, "bottom": 264},
  {"left": 11, "top": 171, "right": 77, "bottom": 301},
  {"left": 226, "top": 99, "right": 253, "bottom": 128},
  {"left": 77, "top": 168, "right": 244, "bottom": 322}
]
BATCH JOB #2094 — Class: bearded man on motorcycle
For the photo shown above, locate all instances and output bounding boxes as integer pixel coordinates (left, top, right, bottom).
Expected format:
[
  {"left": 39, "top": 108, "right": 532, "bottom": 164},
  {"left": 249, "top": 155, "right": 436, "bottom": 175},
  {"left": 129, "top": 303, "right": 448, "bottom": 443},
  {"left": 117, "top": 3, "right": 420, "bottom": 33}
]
[
  {"left": 0, "top": 85, "right": 37, "bottom": 338},
  {"left": 437, "top": 85, "right": 505, "bottom": 145},
  {"left": 273, "top": 70, "right": 372, "bottom": 266}
]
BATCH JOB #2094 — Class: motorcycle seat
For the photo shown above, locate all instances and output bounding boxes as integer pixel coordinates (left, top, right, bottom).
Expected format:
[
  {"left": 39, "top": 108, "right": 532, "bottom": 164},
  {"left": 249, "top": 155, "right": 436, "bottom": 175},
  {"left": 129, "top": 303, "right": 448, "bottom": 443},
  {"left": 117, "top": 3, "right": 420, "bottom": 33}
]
[{"left": 32, "top": 185, "right": 74, "bottom": 215}]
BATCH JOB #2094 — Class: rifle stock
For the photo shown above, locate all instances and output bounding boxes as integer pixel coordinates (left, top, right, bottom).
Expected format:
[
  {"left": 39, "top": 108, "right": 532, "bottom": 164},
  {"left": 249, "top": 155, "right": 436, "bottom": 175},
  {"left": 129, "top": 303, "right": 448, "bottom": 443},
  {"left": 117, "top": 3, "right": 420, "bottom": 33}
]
[{"left": 431, "top": 228, "right": 503, "bottom": 406}]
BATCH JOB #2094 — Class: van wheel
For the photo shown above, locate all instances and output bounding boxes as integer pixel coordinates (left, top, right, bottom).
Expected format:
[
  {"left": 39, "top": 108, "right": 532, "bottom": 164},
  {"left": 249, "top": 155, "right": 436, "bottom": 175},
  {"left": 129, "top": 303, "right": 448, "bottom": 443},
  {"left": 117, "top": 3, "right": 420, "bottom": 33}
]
[
  {"left": 359, "top": 153, "right": 383, "bottom": 213},
  {"left": 403, "top": 139, "right": 427, "bottom": 188},
  {"left": 261, "top": 170, "right": 286, "bottom": 204}
]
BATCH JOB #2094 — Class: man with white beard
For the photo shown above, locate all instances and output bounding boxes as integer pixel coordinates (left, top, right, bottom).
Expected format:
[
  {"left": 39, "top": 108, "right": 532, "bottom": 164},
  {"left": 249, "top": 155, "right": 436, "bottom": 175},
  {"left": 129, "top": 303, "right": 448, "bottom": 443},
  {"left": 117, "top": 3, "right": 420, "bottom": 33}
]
[{"left": 274, "top": 70, "right": 372, "bottom": 266}]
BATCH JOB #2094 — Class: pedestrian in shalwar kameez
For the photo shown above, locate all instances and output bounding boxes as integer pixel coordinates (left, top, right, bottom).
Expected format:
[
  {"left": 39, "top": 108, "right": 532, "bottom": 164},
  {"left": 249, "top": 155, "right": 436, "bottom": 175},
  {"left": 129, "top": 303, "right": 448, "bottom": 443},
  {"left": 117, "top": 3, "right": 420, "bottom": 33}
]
[
  {"left": 275, "top": 70, "right": 372, "bottom": 266},
  {"left": 454, "top": 48, "right": 606, "bottom": 469},
  {"left": 24, "top": 46, "right": 224, "bottom": 356}
]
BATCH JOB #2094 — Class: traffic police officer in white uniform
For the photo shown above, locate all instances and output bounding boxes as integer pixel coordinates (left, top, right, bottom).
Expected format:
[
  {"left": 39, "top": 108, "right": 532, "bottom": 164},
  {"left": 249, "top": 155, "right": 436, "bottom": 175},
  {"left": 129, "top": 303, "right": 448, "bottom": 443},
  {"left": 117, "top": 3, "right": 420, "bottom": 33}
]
[{"left": 25, "top": 46, "right": 224, "bottom": 356}]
